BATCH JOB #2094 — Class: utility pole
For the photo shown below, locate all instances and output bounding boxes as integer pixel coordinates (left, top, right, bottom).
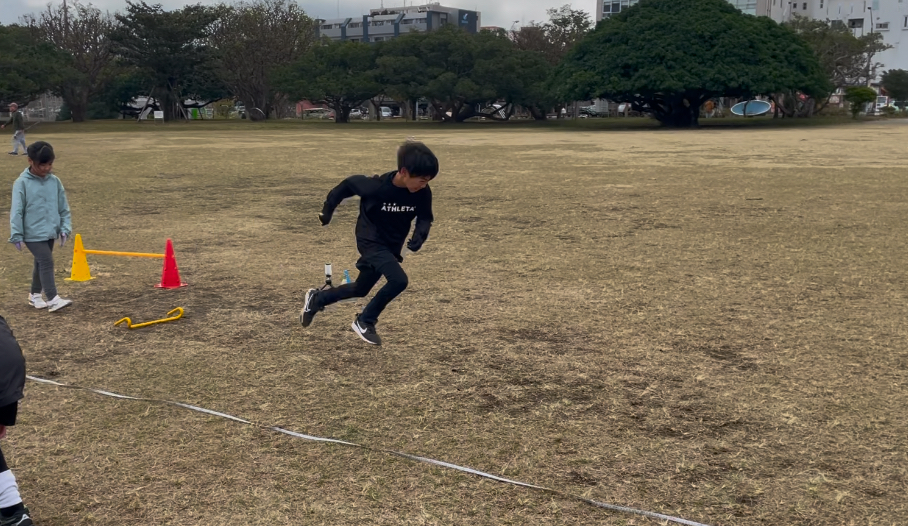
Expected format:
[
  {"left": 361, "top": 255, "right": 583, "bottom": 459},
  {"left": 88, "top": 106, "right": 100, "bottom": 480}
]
[{"left": 63, "top": 0, "right": 69, "bottom": 41}]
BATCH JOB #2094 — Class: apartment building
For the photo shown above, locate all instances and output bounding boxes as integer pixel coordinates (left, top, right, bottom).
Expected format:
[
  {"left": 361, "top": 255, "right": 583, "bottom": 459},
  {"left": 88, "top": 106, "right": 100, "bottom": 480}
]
[
  {"left": 596, "top": 0, "right": 780, "bottom": 20},
  {"left": 316, "top": 3, "right": 480, "bottom": 43},
  {"left": 772, "top": 0, "right": 906, "bottom": 75}
]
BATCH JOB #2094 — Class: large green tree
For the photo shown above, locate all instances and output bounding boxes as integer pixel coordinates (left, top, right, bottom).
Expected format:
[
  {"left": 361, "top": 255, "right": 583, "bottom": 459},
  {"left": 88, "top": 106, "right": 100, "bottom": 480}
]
[
  {"left": 880, "top": 69, "right": 908, "bottom": 107},
  {"left": 209, "top": 0, "right": 316, "bottom": 120},
  {"left": 24, "top": 1, "right": 119, "bottom": 122},
  {"left": 373, "top": 39, "right": 423, "bottom": 121},
  {"left": 109, "top": 1, "right": 228, "bottom": 120},
  {"left": 559, "top": 0, "right": 831, "bottom": 127},
  {"left": 0, "top": 23, "right": 67, "bottom": 108},
  {"left": 510, "top": 4, "right": 592, "bottom": 119},
  {"left": 278, "top": 40, "right": 380, "bottom": 123},
  {"left": 844, "top": 86, "right": 876, "bottom": 118},
  {"left": 779, "top": 15, "right": 889, "bottom": 117},
  {"left": 378, "top": 26, "right": 547, "bottom": 122}
]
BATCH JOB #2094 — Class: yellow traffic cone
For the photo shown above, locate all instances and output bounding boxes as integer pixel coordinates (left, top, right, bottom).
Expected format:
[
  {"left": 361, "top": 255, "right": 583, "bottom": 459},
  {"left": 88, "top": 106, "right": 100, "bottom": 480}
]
[{"left": 66, "top": 234, "right": 93, "bottom": 281}]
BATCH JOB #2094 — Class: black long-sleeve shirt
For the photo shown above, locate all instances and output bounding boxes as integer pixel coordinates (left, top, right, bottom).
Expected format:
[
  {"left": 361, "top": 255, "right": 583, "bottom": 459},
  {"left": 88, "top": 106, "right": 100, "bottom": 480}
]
[{"left": 321, "top": 171, "right": 433, "bottom": 258}]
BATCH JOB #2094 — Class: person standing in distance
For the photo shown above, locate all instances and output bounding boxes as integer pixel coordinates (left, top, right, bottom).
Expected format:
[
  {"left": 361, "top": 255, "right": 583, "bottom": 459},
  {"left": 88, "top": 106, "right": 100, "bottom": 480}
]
[
  {"left": 301, "top": 141, "right": 438, "bottom": 345},
  {"left": 1, "top": 104, "right": 27, "bottom": 156}
]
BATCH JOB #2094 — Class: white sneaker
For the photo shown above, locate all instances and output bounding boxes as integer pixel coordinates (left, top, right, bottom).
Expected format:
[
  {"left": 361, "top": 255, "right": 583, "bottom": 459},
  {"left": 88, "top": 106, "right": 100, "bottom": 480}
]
[
  {"left": 28, "top": 293, "right": 47, "bottom": 309},
  {"left": 46, "top": 295, "right": 73, "bottom": 312}
]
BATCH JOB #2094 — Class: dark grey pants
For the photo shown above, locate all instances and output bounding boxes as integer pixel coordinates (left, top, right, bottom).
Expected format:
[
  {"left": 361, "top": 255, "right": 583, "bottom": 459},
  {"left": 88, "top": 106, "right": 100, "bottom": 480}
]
[
  {"left": 318, "top": 250, "right": 408, "bottom": 326},
  {"left": 25, "top": 239, "right": 56, "bottom": 300}
]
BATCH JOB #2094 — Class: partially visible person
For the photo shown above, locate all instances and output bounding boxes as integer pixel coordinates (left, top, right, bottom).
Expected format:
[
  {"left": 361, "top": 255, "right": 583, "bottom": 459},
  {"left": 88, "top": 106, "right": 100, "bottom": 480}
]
[{"left": 0, "top": 315, "right": 34, "bottom": 526}]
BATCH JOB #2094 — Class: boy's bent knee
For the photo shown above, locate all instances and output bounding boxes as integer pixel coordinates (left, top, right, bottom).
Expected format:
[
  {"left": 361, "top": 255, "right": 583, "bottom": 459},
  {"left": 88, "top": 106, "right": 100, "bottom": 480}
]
[{"left": 388, "top": 273, "right": 408, "bottom": 292}]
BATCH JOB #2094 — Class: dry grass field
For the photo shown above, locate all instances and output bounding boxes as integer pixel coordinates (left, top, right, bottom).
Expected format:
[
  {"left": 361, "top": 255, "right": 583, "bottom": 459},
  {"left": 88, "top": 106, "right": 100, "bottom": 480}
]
[{"left": 0, "top": 119, "right": 905, "bottom": 525}]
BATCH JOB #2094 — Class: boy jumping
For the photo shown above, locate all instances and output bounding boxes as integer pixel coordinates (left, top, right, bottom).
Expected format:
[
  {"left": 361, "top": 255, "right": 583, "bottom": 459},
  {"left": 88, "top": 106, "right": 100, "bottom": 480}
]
[{"left": 300, "top": 141, "right": 438, "bottom": 345}]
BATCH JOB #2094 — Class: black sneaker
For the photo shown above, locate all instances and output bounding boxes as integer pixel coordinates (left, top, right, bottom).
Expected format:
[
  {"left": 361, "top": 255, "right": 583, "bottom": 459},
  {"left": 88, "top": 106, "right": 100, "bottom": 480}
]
[
  {"left": 0, "top": 506, "right": 34, "bottom": 526},
  {"left": 300, "top": 288, "right": 322, "bottom": 327},
  {"left": 351, "top": 315, "right": 381, "bottom": 345}
]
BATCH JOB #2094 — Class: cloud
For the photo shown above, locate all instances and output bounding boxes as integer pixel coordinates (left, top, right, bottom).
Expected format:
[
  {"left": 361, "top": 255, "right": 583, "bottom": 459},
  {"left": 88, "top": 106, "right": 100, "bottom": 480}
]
[{"left": 2, "top": 0, "right": 597, "bottom": 28}]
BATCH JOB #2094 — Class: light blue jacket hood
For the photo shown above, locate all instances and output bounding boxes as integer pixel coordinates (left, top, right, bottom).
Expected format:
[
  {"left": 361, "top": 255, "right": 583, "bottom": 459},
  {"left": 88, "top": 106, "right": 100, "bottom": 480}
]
[{"left": 9, "top": 168, "right": 72, "bottom": 243}]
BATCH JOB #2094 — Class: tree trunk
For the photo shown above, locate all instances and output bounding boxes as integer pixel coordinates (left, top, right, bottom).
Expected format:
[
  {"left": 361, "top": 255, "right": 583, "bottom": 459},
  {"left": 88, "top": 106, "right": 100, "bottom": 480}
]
[
  {"left": 331, "top": 102, "right": 350, "bottom": 123},
  {"left": 370, "top": 96, "right": 386, "bottom": 121},
  {"left": 429, "top": 102, "right": 445, "bottom": 121},
  {"left": 160, "top": 89, "right": 179, "bottom": 121},
  {"left": 654, "top": 99, "right": 700, "bottom": 127},
  {"left": 455, "top": 102, "right": 476, "bottom": 122},
  {"left": 69, "top": 100, "right": 88, "bottom": 122},
  {"left": 528, "top": 105, "right": 548, "bottom": 121}
]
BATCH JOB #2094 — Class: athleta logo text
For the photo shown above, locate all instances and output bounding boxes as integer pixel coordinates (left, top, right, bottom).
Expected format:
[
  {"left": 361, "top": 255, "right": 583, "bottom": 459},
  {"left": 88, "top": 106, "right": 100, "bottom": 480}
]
[{"left": 381, "top": 203, "right": 415, "bottom": 212}]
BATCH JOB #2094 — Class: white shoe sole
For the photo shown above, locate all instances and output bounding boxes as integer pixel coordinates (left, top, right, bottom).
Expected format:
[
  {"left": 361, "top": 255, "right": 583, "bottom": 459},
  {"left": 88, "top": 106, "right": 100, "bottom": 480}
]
[
  {"left": 48, "top": 299, "right": 72, "bottom": 312},
  {"left": 29, "top": 299, "right": 47, "bottom": 309},
  {"left": 351, "top": 321, "right": 380, "bottom": 345}
]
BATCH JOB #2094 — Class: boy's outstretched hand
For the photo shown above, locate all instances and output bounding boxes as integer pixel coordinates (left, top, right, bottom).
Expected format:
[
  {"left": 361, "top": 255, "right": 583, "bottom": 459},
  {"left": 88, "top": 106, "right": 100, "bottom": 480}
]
[{"left": 318, "top": 213, "right": 331, "bottom": 226}]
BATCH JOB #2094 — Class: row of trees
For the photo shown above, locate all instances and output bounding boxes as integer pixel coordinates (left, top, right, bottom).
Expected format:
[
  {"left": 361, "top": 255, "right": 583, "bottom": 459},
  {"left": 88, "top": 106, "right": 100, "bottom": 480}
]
[
  {"left": 0, "top": 0, "right": 901, "bottom": 127},
  {"left": 1, "top": 0, "right": 315, "bottom": 122}
]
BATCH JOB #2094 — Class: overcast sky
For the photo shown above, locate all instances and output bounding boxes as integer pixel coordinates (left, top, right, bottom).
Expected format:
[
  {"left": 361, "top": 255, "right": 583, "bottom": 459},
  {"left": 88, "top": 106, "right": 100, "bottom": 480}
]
[{"left": 1, "top": 0, "right": 598, "bottom": 28}]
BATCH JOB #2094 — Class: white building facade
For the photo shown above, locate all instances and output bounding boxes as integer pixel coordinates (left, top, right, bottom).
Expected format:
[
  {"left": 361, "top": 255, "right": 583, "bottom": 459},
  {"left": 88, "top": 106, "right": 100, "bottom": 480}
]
[
  {"left": 316, "top": 3, "right": 480, "bottom": 42},
  {"left": 770, "top": 0, "right": 907, "bottom": 78}
]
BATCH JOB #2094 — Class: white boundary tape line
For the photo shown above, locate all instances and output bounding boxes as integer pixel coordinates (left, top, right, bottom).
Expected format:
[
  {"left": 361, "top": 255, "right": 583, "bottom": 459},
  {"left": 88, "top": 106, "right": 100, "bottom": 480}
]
[{"left": 26, "top": 376, "right": 711, "bottom": 526}]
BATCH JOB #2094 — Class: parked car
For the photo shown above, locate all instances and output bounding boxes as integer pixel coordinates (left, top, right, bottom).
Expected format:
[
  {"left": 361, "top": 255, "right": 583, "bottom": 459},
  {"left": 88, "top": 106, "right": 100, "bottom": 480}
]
[
  {"left": 579, "top": 105, "right": 601, "bottom": 118},
  {"left": 380, "top": 106, "right": 393, "bottom": 119}
]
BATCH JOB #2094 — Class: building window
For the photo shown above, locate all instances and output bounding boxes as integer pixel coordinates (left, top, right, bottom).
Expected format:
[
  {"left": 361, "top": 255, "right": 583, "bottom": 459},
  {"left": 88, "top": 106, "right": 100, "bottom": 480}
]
[
  {"left": 372, "top": 20, "right": 385, "bottom": 26},
  {"left": 602, "top": 0, "right": 638, "bottom": 17},
  {"left": 802, "top": 2, "right": 806, "bottom": 8},
  {"left": 334, "top": 23, "right": 342, "bottom": 28},
  {"left": 350, "top": 38, "right": 359, "bottom": 42},
  {"left": 848, "top": 18, "right": 864, "bottom": 28},
  {"left": 819, "top": 0, "right": 823, "bottom": 8},
  {"left": 401, "top": 18, "right": 414, "bottom": 24},
  {"left": 320, "top": 24, "right": 332, "bottom": 30},
  {"left": 905, "top": 15, "right": 908, "bottom": 27},
  {"left": 373, "top": 36, "right": 385, "bottom": 41},
  {"left": 876, "top": 22, "right": 889, "bottom": 30},
  {"left": 348, "top": 22, "right": 361, "bottom": 28}
]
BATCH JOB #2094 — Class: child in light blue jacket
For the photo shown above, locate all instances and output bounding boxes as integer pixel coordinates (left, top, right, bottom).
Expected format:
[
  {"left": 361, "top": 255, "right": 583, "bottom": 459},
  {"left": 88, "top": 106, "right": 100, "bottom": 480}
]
[{"left": 9, "top": 141, "right": 73, "bottom": 312}]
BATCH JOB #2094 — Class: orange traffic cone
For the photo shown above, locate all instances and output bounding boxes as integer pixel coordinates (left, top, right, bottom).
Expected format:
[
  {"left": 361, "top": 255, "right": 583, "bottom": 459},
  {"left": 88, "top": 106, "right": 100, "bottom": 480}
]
[{"left": 155, "top": 239, "right": 187, "bottom": 288}]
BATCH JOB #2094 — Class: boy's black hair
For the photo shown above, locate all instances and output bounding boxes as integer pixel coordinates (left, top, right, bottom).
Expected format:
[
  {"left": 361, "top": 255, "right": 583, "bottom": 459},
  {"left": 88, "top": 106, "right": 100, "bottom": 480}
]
[
  {"left": 27, "top": 141, "right": 55, "bottom": 164},
  {"left": 398, "top": 141, "right": 438, "bottom": 178}
]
